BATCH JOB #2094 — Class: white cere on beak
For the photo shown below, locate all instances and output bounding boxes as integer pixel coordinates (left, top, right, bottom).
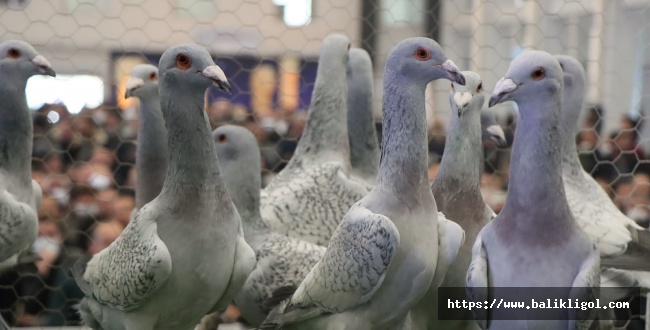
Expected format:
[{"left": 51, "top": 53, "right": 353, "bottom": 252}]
[
  {"left": 453, "top": 91, "right": 472, "bottom": 109},
  {"left": 125, "top": 77, "right": 145, "bottom": 92},
  {"left": 32, "top": 54, "right": 51, "bottom": 68},
  {"left": 492, "top": 78, "right": 518, "bottom": 97},
  {"left": 487, "top": 125, "right": 506, "bottom": 141},
  {"left": 202, "top": 65, "right": 227, "bottom": 84},
  {"left": 441, "top": 59, "right": 460, "bottom": 74}
]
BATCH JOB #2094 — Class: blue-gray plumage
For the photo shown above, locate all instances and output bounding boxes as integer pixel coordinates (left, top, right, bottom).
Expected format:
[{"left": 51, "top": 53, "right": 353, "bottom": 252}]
[
  {"left": 467, "top": 50, "right": 600, "bottom": 329},
  {"left": 260, "top": 37, "right": 465, "bottom": 330},
  {"left": 260, "top": 34, "right": 371, "bottom": 247},
  {"left": 125, "top": 64, "right": 169, "bottom": 210},
  {"left": 212, "top": 125, "right": 325, "bottom": 326},
  {"left": 0, "top": 40, "right": 55, "bottom": 271},
  {"left": 411, "top": 71, "right": 492, "bottom": 330},
  {"left": 72, "top": 44, "right": 255, "bottom": 330},
  {"left": 347, "top": 48, "right": 379, "bottom": 185},
  {"left": 480, "top": 110, "right": 507, "bottom": 148},
  {"left": 0, "top": 39, "right": 54, "bottom": 330}
]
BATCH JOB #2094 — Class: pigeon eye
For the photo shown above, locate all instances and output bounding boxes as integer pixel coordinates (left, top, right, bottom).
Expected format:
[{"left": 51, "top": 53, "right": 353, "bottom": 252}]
[
  {"left": 414, "top": 47, "right": 430, "bottom": 61},
  {"left": 7, "top": 48, "right": 20, "bottom": 59},
  {"left": 476, "top": 82, "right": 483, "bottom": 93},
  {"left": 176, "top": 53, "right": 191, "bottom": 70},
  {"left": 217, "top": 134, "right": 227, "bottom": 143},
  {"left": 531, "top": 67, "right": 545, "bottom": 80},
  {"left": 149, "top": 72, "right": 157, "bottom": 80}
]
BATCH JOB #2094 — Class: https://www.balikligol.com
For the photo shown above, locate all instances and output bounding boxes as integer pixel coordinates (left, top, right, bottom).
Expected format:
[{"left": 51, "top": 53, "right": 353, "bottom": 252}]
[{"left": 447, "top": 299, "right": 630, "bottom": 311}]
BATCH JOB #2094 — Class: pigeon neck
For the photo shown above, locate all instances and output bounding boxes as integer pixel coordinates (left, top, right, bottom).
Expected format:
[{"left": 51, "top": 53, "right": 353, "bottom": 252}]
[
  {"left": 434, "top": 105, "right": 483, "bottom": 196},
  {"left": 376, "top": 69, "right": 430, "bottom": 197},
  {"left": 503, "top": 94, "right": 571, "bottom": 223},
  {"left": 159, "top": 88, "right": 230, "bottom": 209},
  {"left": 136, "top": 93, "right": 169, "bottom": 209},
  {"left": 348, "top": 70, "right": 379, "bottom": 181},
  {"left": 0, "top": 78, "right": 33, "bottom": 184},
  {"left": 560, "top": 91, "right": 584, "bottom": 175},
  {"left": 220, "top": 154, "right": 269, "bottom": 238},
  {"left": 289, "top": 60, "right": 350, "bottom": 166}
]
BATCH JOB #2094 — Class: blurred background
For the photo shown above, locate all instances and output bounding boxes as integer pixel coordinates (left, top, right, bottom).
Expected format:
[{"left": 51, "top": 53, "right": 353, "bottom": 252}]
[{"left": 1, "top": 0, "right": 650, "bottom": 328}]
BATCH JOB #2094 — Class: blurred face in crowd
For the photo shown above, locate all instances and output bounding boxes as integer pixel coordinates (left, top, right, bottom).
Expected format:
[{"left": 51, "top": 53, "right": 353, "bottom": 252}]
[
  {"left": 96, "top": 188, "right": 118, "bottom": 218},
  {"left": 88, "top": 221, "right": 123, "bottom": 255},
  {"left": 113, "top": 195, "right": 135, "bottom": 227}
]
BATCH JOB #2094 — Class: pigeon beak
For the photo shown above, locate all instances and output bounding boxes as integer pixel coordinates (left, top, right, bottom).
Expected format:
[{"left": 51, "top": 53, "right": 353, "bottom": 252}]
[
  {"left": 489, "top": 77, "right": 518, "bottom": 108},
  {"left": 32, "top": 55, "right": 55, "bottom": 77},
  {"left": 439, "top": 60, "right": 465, "bottom": 86},
  {"left": 124, "top": 77, "right": 145, "bottom": 99},
  {"left": 453, "top": 91, "right": 472, "bottom": 118},
  {"left": 201, "top": 65, "right": 231, "bottom": 94},
  {"left": 487, "top": 124, "right": 507, "bottom": 147}
]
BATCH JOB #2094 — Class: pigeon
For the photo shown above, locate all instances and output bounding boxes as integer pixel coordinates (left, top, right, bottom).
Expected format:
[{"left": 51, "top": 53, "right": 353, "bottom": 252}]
[
  {"left": 260, "top": 37, "right": 466, "bottom": 330},
  {"left": 125, "top": 64, "right": 169, "bottom": 210},
  {"left": 467, "top": 50, "right": 600, "bottom": 329},
  {"left": 347, "top": 48, "right": 380, "bottom": 185},
  {"left": 0, "top": 39, "right": 55, "bottom": 330},
  {"left": 412, "top": 71, "right": 492, "bottom": 330},
  {"left": 555, "top": 55, "right": 650, "bottom": 269},
  {"left": 480, "top": 110, "right": 507, "bottom": 148},
  {"left": 260, "top": 34, "right": 370, "bottom": 246},
  {"left": 212, "top": 125, "right": 325, "bottom": 326},
  {"left": 72, "top": 44, "right": 256, "bottom": 330}
]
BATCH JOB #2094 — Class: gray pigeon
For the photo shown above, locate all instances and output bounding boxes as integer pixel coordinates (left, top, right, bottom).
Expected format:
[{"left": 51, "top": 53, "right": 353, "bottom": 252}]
[
  {"left": 480, "top": 110, "right": 507, "bottom": 148},
  {"left": 347, "top": 48, "right": 380, "bottom": 185},
  {"left": 260, "top": 34, "right": 370, "bottom": 246},
  {"left": 412, "top": 71, "right": 492, "bottom": 330},
  {"left": 72, "top": 44, "right": 256, "bottom": 330},
  {"left": 125, "top": 64, "right": 169, "bottom": 210},
  {"left": 467, "top": 50, "right": 600, "bottom": 329},
  {"left": 0, "top": 39, "right": 55, "bottom": 330},
  {"left": 555, "top": 55, "right": 650, "bottom": 268},
  {"left": 211, "top": 125, "right": 325, "bottom": 326},
  {"left": 260, "top": 37, "right": 465, "bottom": 330}
]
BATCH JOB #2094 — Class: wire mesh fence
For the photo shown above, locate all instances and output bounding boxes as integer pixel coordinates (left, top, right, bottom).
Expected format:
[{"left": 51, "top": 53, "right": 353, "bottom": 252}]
[{"left": 0, "top": 0, "right": 649, "bottom": 328}]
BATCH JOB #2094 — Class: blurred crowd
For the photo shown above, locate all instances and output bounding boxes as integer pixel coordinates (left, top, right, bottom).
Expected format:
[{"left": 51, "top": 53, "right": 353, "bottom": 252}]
[{"left": 1, "top": 99, "right": 649, "bottom": 327}]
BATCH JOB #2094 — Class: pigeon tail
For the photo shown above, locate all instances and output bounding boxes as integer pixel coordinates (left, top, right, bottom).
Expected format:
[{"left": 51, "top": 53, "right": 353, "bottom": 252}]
[{"left": 600, "top": 241, "right": 650, "bottom": 271}]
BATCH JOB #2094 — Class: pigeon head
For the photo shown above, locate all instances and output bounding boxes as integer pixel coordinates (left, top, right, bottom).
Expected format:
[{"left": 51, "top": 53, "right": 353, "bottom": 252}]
[
  {"left": 158, "top": 44, "right": 231, "bottom": 94},
  {"left": 489, "top": 50, "right": 563, "bottom": 108},
  {"left": 319, "top": 33, "right": 351, "bottom": 75},
  {"left": 212, "top": 125, "right": 259, "bottom": 163},
  {"left": 347, "top": 48, "right": 371, "bottom": 80},
  {"left": 480, "top": 110, "right": 507, "bottom": 147},
  {"left": 386, "top": 37, "right": 465, "bottom": 86},
  {"left": 555, "top": 55, "right": 586, "bottom": 112},
  {"left": 0, "top": 40, "right": 55, "bottom": 81},
  {"left": 450, "top": 70, "right": 484, "bottom": 118},
  {"left": 125, "top": 64, "right": 159, "bottom": 99}
]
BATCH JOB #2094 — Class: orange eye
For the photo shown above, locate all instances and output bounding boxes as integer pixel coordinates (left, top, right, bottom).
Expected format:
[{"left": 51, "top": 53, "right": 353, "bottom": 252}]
[
  {"left": 7, "top": 48, "right": 20, "bottom": 59},
  {"left": 149, "top": 72, "right": 157, "bottom": 80},
  {"left": 476, "top": 82, "right": 483, "bottom": 93},
  {"left": 218, "top": 134, "right": 227, "bottom": 143},
  {"left": 415, "top": 47, "right": 430, "bottom": 61},
  {"left": 176, "top": 53, "right": 191, "bottom": 70},
  {"left": 531, "top": 67, "right": 545, "bottom": 80}
]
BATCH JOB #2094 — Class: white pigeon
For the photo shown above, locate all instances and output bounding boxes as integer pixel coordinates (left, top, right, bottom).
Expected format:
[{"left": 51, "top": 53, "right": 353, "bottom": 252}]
[
  {"left": 212, "top": 125, "right": 325, "bottom": 327},
  {"left": 124, "top": 64, "right": 168, "bottom": 210},
  {"left": 260, "top": 37, "right": 466, "bottom": 330},
  {"left": 72, "top": 44, "right": 256, "bottom": 330},
  {"left": 0, "top": 39, "right": 55, "bottom": 330},
  {"left": 555, "top": 55, "right": 650, "bottom": 267},
  {"left": 467, "top": 50, "right": 600, "bottom": 329},
  {"left": 260, "top": 34, "right": 370, "bottom": 247}
]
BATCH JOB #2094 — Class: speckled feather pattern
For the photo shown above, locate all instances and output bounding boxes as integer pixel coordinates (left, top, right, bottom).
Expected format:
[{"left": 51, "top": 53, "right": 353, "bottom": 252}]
[
  {"left": 0, "top": 189, "right": 38, "bottom": 265},
  {"left": 289, "top": 205, "right": 399, "bottom": 313},
  {"left": 82, "top": 205, "right": 172, "bottom": 311},
  {"left": 261, "top": 161, "right": 370, "bottom": 246}
]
